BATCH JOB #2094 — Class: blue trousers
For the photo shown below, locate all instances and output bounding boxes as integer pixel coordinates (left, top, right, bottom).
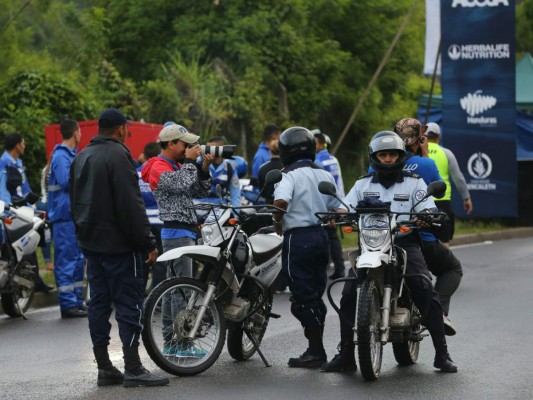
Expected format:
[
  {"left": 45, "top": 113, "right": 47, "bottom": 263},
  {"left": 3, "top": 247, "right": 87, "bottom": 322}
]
[
  {"left": 282, "top": 226, "right": 329, "bottom": 327},
  {"left": 84, "top": 251, "right": 145, "bottom": 348},
  {"left": 53, "top": 220, "right": 84, "bottom": 311}
]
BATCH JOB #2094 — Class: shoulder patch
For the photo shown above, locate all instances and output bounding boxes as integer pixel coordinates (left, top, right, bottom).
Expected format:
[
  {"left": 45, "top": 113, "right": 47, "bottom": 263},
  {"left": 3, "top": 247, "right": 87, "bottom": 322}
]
[{"left": 402, "top": 171, "right": 421, "bottom": 179}]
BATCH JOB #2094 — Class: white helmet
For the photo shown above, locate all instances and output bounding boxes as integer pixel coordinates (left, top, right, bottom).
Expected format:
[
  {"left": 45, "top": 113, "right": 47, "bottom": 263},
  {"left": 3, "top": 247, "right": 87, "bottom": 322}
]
[{"left": 425, "top": 122, "right": 441, "bottom": 138}]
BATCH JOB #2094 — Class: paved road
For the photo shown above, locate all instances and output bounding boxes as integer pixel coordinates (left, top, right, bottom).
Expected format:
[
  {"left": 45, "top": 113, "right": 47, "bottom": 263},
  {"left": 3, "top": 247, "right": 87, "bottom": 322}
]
[{"left": 1, "top": 237, "right": 532, "bottom": 400}]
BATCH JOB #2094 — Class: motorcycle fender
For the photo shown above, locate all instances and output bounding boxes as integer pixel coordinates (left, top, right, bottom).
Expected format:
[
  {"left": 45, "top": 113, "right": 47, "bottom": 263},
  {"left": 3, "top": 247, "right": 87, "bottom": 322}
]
[
  {"left": 157, "top": 245, "right": 221, "bottom": 262},
  {"left": 356, "top": 252, "right": 389, "bottom": 269}
]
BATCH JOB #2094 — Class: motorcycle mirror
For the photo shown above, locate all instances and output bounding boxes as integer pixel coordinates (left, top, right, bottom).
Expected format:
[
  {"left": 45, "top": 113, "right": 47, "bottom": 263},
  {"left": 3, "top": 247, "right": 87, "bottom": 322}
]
[
  {"left": 318, "top": 181, "right": 351, "bottom": 210},
  {"left": 24, "top": 192, "right": 39, "bottom": 205},
  {"left": 427, "top": 181, "right": 446, "bottom": 199},
  {"left": 254, "top": 169, "right": 282, "bottom": 203},
  {"left": 318, "top": 181, "right": 337, "bottom": 196}
]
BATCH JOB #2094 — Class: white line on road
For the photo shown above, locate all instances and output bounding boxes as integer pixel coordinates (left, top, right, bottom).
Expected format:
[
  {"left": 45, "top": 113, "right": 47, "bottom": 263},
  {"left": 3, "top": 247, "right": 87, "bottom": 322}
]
[{"left": 452, "top": 240, "right": 494, "bottom": 250}]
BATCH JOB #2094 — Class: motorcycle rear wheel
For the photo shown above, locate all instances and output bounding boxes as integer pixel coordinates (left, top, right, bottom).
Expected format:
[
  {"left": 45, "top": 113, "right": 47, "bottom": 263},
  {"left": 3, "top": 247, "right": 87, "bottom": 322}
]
[
  {"left": 392, "top": 301, "right": 421, "bottom": 366},
  {"left": 1, "top": 260, "right": 35, "bottom": 318},
  {"left": 357, "top": 279, "right": 383, "bottom": 381},
  {"left": 142, "top": 277, "right": 226, "bottom": 376},
  {"left": 227, "top": 288, "right": 273, "bottom": 361}
]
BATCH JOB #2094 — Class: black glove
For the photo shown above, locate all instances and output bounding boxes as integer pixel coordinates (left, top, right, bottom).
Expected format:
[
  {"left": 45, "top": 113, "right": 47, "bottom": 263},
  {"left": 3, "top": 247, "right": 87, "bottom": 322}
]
[{"left": 356, "top": 198, "right": 391, "bottom": 209}]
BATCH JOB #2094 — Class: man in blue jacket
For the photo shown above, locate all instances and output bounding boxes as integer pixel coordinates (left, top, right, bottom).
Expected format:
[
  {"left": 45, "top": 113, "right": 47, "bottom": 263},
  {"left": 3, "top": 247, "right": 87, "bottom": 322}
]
[{"left": 48, "top": 119, "right": 86, "bottom": 318}]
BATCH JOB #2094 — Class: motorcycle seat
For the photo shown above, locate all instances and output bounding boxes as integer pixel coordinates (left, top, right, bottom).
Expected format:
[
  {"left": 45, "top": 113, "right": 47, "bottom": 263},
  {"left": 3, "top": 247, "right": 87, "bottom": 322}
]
[{"left": 249, "top": 234, "right": 282, "bottom": 266}]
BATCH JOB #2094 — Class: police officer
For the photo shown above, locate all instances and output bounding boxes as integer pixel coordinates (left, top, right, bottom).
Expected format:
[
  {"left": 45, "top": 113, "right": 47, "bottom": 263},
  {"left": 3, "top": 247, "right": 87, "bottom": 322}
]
[
  {"left": 321, "top": 131, "right": 457, "bottom": 373},
  {"left": 272, "top": 127, "right": 341, "bottom": 368}
]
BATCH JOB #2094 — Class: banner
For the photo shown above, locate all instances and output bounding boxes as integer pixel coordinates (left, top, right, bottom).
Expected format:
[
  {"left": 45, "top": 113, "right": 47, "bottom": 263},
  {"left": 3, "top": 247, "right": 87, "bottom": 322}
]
[
  {"left": 441, "top": 0, "right": 516, "bottom": 217},
  {"left": 423, "top": 0, "right": 441, "bottom": 76}
]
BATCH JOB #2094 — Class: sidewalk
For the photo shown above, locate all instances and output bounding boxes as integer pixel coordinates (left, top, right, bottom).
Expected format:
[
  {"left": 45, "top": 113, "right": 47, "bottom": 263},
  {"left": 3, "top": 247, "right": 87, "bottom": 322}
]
[{"left": 2, "top": 227, "right": 533, "bottom": 316}]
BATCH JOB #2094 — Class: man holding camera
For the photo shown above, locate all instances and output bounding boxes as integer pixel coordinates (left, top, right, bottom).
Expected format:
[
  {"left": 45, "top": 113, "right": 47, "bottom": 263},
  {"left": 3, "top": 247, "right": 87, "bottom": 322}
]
[{"left": 141, "top": 124, "right": 212, "bottom": 357}]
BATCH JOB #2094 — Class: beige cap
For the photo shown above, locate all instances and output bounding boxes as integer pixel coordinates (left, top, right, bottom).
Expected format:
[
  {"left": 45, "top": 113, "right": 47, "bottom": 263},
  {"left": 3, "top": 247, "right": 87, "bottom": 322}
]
[{"left": 158, "top": 124, "right": 199, "bottom": 144}]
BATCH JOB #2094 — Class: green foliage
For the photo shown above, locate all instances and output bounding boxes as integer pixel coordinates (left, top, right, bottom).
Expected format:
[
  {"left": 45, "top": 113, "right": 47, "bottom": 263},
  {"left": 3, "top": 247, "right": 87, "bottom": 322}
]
[{"left": 517, "top": 0, "right": 533, "bottom": 54}]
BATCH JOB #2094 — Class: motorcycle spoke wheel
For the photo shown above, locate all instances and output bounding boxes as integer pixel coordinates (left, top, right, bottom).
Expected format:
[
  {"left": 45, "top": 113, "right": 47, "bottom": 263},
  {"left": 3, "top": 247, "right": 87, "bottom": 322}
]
[
  {"left": 1, "top": 261, "right": 35, "bottom": 318},
  {"left": 357, "top": 279, "right": 383, "bottom": 381},
  {"left": 227, "top": 289, "right": 273, "bottom": 361},
  {"left": 142, "top": 277, "right": 226, "bottom": 376}
]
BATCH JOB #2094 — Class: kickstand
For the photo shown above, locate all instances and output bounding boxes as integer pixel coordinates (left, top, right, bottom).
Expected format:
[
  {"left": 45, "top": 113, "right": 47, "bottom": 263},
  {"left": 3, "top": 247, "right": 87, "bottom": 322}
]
[{"left": 243, "top": 328, "right": 270, "bottom": 367}]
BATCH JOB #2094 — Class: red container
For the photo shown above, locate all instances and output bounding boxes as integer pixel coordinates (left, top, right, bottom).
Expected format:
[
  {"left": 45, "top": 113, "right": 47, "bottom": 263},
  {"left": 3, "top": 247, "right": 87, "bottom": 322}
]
[{"left": 44, "top": 120, "right": 163, "bottom": 161}]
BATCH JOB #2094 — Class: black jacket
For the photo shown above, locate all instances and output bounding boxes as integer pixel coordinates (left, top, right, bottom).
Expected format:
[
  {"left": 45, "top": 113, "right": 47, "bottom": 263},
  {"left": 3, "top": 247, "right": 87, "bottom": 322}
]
[{"left": 69, "top": 135, "right": 156, "bottom": 254}]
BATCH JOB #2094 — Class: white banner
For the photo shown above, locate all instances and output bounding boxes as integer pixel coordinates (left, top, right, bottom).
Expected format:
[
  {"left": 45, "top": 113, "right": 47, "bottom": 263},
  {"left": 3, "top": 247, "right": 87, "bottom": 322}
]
[{"left": 424, "top": 0, "right": 441, "bottom": 76}]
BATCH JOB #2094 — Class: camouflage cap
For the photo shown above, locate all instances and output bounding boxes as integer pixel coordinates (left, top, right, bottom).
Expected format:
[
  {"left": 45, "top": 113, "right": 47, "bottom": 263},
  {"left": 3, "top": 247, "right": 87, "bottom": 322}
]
[{"left": 393, "top": 118, "right": 421, "bottom": 146}]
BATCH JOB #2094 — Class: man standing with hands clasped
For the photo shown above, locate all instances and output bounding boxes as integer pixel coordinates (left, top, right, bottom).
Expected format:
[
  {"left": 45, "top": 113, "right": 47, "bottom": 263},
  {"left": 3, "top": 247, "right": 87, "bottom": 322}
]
[{"left": 70, "top": 108, "right": 169, "bottom": 387}]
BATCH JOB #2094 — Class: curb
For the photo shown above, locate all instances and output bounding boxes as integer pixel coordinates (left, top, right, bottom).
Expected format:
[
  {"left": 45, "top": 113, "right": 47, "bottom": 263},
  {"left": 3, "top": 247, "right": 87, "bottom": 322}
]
[{"left": 2, "top": 227, "right": 533, "bottom": 316}]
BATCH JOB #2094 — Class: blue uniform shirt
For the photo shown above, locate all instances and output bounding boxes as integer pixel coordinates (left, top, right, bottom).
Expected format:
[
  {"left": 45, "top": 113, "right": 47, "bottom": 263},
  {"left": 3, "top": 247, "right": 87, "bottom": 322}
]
[
  {"left": 274, "top": 160, "right": 341, "bottom": 232},
  {"left": 137, "top": 163, "right": 162, "bottom": 226},
  {"left": 48, "top": 144, "right": 77, "bottom": 222},
  {"left": 0, "top": 151, "right": 32, "bottom": 204},
  {"left": 197, "top": 160, "right": 241, "bottom": 207},
  {"left": 251, "top": 142, "right": 270, "bottom": 179},
  {"left": 315, "top": 149, "right": 345, "bottom": 197}
]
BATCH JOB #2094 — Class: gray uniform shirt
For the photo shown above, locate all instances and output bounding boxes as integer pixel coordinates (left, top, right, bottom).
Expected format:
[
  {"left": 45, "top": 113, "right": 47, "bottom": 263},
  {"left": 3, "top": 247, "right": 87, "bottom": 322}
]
[
  {"left": 442, "top": 146, "right": 470, "bottom": 201},
  {"left": 343, "top": 173, "right": 436, "bottom": 221}
]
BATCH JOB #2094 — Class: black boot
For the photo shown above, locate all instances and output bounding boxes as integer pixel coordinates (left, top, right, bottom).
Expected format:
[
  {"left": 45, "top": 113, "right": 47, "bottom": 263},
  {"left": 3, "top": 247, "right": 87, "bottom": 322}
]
[
  {"left": 433, "top": 343, "right": 458, "bottom": 373},
  {"left": 288, "top": 326, "right": 327, "bottom": 368},
  {"left": 122, "top": 346, "right": 170, "bottom": 387},
  {"left": 321, "top": 341, "right": 356, "bottom": 372},
  {"left": 93, "top": 346, "right": 123, "bottom": 386}
]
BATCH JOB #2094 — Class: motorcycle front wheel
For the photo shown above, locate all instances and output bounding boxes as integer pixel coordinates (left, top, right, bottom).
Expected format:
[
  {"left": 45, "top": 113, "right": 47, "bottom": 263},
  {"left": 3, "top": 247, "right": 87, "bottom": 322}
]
[
  {"left": 142, "top": 277, "right": 226, "bottom": 376},
  {"left": 227, "top": 287, "right": 273, "bottom": 361},
  {"left": 1, "top": 260, "right": 35, "bottom": 317},
  {"left": 357, "top": 279, "right": 383, "bottom": 381}
]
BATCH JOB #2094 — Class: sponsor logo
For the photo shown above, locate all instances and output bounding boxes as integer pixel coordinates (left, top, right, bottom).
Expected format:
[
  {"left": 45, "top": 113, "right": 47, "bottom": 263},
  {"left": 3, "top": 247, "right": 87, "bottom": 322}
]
[
  {"left": 363, "top": 192, "right": 380, "bottom": 198},
  {"left": 404, "top": 164, "right": 418, "bottom": 172},
  {"left": 467, "top": 152, "right": 493, "bottom": 180},
  {"left": 460, "top": 91, "right": 498, "bottom": 125},
  {"left": 452, "top": 0, "right": 509, "bottom": 7},
  {"left": 363, "top": 214, "right": 388, "bottom": 229},
  {"left": 447, "top": 43, "right": 510, "bottom": 61},
  {"left": 394, "top": 194, "right": 410, "bottom": 201},
  {"left": 415, "top": 190, "right": 426, "bottom": 201}
]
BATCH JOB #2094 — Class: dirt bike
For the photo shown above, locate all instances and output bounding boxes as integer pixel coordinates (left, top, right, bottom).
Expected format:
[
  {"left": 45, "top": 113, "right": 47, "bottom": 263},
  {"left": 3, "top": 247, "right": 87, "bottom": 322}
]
[
  {"left": 317, "top": 180, "right": 446, "bottom": 381},
  {"left": 142, "top": 170, "right": 284, "bottom": 376},
  {"left": 0, "top": 193, "right": 47, "bottom": 318}
]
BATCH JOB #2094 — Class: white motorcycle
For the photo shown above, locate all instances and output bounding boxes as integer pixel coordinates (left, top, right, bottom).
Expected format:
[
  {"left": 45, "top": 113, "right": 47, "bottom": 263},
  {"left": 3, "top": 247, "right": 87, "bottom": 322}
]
[
  {"left": 317, "top": 180, "right": 446, "bottom": 381},
  {"left": 142, "top": 170, "right": 284, "bottom": 376},
  {"left": 0, "top": 194, "right": 47, "bottom": 318}
]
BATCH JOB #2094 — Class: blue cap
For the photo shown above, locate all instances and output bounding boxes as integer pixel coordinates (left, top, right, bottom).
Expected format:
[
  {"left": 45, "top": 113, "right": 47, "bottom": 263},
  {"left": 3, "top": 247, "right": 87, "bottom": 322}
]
[
  {"left": 98, "top": 108, "right": 131, "bottom": 128},
  {"left": 163, "top": 121, "right": 176, "bottom": 127}
]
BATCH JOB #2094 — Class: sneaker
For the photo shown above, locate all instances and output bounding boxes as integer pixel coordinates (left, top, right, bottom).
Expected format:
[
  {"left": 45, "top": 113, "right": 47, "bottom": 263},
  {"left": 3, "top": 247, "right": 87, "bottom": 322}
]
[
  {"left": 97, "top": 366, "right": 124, "bottom": 386},
  {"left": 162, "top": 343, "right": 175, "bottom": 357},
  {"left": 61, "top": 308, "right": 88, "bottom": 319},
  {"left": 443, "top": 313, "right": 456, "bottom": 336},
  {"left": 123, "top": 366, "right": 169, "bottom": 387},
  {"left": 175, "top": 344, "right": 208, "bottom": 358}
]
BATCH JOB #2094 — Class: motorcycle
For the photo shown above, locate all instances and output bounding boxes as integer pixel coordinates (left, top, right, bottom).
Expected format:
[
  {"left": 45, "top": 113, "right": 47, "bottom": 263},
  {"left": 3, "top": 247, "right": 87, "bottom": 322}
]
[
  {"left": 317, "top": 180, "right": 446, "bottom": 381},
  {"left": 0, "top": 193, "right": 48, "bottom": 318},
  {"left": 142, "top": 170, "right": 284, "bottom": 376}
]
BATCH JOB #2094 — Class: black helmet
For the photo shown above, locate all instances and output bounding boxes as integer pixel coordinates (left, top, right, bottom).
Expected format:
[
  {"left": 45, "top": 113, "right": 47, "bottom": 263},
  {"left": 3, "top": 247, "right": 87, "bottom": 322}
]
[
  {"left": 278, "top": 126, "right": 316, "bottom": 166},
  {"left": 368, "top": 131, "right": 406, "bottom": 174}
]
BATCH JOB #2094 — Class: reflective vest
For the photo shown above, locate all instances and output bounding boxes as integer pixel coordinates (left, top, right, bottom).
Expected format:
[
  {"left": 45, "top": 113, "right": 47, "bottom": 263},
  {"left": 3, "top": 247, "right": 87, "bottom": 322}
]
[{"left": 428, "top": 142, "right": 451, "bottom": 200}]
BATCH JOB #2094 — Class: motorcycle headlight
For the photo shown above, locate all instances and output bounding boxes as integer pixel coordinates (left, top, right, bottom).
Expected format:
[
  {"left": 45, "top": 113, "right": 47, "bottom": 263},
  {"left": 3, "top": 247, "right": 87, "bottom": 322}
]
[
  {"left": 361, "top": 229, "right": 388, "bottom": 248},
  {"left": 201, "top": 224, "right": 214, "bottom": 244}
]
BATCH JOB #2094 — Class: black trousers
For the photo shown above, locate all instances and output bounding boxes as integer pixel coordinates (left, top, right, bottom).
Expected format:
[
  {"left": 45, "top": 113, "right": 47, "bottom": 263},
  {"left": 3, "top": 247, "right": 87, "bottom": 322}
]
[
  {"left": 282, "top": 226, "right": 329, "bottom": 327},
  {"left": 435, "top": 200, "right": 455, "bottom": 242},
  {"left": 84, "top": 250, "right": 145, "bottom": 348},
  {"left": 326, "top": 226, "right": 345, "bottom": 275},
  {"left": 421, "top": 239, "right": 463, "bottom": 314},
  {"left": 338, "top": 241, "right": 445, "bottom": 348}
]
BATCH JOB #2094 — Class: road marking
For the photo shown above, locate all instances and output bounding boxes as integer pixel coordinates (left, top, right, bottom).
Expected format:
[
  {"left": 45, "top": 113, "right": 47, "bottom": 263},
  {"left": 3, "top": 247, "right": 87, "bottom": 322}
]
[{"left": 452, "top": 240, "right": 493, "bottom": 250}]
